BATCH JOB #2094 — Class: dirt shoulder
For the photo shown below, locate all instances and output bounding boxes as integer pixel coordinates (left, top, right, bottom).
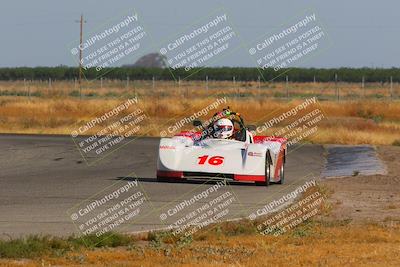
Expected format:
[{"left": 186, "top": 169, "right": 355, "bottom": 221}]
[{"left": 322, "top": 145, "right": 400, "bottom": 223}]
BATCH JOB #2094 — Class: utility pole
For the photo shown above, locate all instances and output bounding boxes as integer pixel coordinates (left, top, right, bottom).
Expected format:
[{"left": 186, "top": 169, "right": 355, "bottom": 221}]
[
  {"left": 335, "top": 73, "right": 339, "bottom": 101},
  {"left": 233, "top": 76, "right": 237, "bottom": 97},
  {"left": 75, "top": 14, "right": 86, "bottom": 99},
  {"left": 27, "top": 79, "right": 31, "bottom": 100},
  {"left": 286, "top": 75, "right": 289, "bottom": 100},
  {"left": 362, "top": 76, "right": 365, "bottom": 98}
]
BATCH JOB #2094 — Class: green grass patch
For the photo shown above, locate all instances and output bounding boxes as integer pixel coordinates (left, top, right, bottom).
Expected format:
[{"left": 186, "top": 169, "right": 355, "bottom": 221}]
[
  {"left": 0, "top": 232, "right": 136, "bottom": 259},
  {"left": 84, "top": 92, "right": 98, "bottom": 97},
  {"left": 0, "top": 90, "right": 42, "bottom": 97},
  {"left": 68, "top": 90, "right": 80, "bottom": 97},
  {"left": 105, "top": 91, "right": 120, "bottom": 98},
  {"left": 0, "top": 235, "right": 72, "bottom": 259}
]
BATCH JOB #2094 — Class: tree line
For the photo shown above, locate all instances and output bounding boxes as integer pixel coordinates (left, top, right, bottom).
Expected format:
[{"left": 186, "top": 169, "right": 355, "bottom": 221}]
[{"left": 0, "top": 66, "right": 398, "bottom": 82}]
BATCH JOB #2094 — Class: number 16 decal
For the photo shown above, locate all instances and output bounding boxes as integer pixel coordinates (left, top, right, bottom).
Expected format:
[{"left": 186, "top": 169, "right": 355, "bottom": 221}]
[{"left": 198, "top": 155, "right": 224, "bottom": 166}]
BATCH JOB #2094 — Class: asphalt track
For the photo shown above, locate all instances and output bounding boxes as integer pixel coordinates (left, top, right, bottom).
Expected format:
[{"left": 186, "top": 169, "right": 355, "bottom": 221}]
[{"left": 0, "top": 134, "right": 325, "bottom": 237}]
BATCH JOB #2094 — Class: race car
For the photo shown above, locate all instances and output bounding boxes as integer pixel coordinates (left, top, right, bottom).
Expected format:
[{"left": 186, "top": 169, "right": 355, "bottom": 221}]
[{"left": 156, "top": 108, "right": 287, "bottom": 186}]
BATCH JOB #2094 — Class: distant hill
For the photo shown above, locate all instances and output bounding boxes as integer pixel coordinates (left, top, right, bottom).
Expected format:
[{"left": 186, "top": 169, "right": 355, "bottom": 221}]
[{"left": 124, "top": 53, "right": 167, "bottom": 68}]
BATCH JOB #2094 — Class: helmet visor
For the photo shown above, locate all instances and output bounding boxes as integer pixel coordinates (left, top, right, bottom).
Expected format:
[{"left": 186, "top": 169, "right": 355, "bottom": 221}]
[{"left": 215, "top": 125, "right": 233, "bottom": 132}]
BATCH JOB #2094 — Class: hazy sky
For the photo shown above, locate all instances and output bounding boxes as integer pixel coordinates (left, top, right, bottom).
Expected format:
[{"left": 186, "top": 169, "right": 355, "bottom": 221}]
[{"left": 0, "top": 0, "right": 398, "bottom": 68}]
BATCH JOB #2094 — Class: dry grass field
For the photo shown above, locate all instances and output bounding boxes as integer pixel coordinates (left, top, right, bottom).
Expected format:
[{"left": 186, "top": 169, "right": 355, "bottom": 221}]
[
  {"left": 0, "top": 80, "right": 398, "bottom": 100},
  {"left": 0, "top": 80, "right": 399, "bottom": 145},
  {"left": 2, "top": 223, "right": 398, "bottom": 267},
  {"left": 1, "top": 222, "right": 399, "bottom": 267}
]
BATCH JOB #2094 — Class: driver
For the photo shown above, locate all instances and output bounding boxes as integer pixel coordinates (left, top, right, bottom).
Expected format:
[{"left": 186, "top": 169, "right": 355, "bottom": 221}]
[{"left": 212, "top": 118, "right": 234, "bottom": 139}]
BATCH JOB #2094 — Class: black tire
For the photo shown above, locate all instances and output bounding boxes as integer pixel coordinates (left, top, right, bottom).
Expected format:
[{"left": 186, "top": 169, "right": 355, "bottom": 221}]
[
  {"left": 156, "top": 176, "right": 169, "bottom": 182},
  {"left": 256, "top": 152, "right": 271, "bottom": 186},
  {"left": 157, "top": 176, "right": 186, "bottom": 183},
  {"left": 277, "top": 163, "right": 284, "bottom": 184}
]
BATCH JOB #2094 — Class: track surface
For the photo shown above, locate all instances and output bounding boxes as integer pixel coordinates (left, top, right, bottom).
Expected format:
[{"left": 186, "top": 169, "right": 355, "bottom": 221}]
[{"left": 0, "top": 134, "right": 325, "bottom": 237}]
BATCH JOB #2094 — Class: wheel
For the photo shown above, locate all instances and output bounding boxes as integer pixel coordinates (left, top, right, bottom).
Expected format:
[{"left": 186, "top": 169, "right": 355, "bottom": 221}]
[
  {"left": 256, "top": 152, "right": 271, "bottom": 186},
  {"left": 277, "top": 163, "right": 284, "bottom": 184}
]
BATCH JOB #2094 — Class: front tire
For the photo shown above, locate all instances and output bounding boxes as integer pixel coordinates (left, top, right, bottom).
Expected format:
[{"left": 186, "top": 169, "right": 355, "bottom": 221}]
[
  {"left": 256, "top": 153, "right": 271, "bottom": 186},
  {"left": 277, "top": 163, "right": 284, "bottom": 184}
]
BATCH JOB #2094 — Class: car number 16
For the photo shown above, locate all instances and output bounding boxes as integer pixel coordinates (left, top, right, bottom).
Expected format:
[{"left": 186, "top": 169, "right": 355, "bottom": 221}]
[{"left": 197, "top": 155, "right": 224, "bottom": 166}]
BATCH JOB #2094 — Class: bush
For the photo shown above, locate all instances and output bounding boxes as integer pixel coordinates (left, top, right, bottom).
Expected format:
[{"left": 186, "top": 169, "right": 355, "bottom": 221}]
[
  {"left": 0, "top": 236, "right": 70, "bottom": 258},
  {"left": 392, "top": 140, "right": 400, "bottom": 146}
]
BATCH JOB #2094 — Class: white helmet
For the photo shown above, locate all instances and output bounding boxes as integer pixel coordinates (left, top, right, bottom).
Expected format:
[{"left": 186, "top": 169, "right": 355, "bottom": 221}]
[{"left": 213, "top": 118, "right": 233, "bottom": 139}]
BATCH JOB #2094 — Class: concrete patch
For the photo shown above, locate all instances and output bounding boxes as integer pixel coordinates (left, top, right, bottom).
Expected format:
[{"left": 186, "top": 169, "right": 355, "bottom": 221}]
[{"left": 322, "top": 145, "right": 387, "bottom": 178}]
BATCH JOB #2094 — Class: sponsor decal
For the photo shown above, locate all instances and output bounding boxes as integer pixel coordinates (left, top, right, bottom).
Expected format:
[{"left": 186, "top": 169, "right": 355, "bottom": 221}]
[
  {"left": 248, "top": 151, "right": 263, "bottom": 157},
  {"left": 160, "top": 145, "right": 176, "bottom": 149}
]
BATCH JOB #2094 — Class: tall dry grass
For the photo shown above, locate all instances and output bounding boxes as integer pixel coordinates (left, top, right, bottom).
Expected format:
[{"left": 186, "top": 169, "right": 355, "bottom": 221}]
[{"left": 0, "top": 80, "right": 399, "bottom": 145}]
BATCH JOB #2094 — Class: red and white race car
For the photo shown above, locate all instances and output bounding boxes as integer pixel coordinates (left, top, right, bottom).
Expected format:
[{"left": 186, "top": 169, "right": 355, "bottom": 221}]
[{"left": 156, "top": 109, "right": 286, "bottom": 186}]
